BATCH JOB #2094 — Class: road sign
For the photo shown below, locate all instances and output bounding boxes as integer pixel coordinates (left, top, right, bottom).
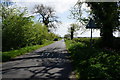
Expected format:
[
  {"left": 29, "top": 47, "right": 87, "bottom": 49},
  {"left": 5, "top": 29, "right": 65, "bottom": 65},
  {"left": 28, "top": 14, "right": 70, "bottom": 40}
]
[
  {"left": 86, "top": 19, "right": 96, "bottom": 28},
  {"left": 86, "top": 18, "right": 97, "bottom": 47}
]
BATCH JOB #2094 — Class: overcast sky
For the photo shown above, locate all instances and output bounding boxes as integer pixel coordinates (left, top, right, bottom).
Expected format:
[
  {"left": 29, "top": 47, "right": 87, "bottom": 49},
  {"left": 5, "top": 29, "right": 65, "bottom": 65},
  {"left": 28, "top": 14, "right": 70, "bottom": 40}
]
[{"left": 6, "top": 0, "right": 119, "bottom": 37}]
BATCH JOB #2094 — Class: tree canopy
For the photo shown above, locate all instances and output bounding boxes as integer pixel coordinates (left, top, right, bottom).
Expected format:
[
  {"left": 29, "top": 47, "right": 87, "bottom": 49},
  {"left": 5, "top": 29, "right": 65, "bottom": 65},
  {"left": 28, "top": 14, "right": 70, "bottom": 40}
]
[
  {"left": 33, "top": 4, "right": 60, "bottom": 32},
  {"left": 2, "top": 6, "right": 59, "bottom": 51},
  {"left": 70, "top": 1, "right": 120, "bottom": 47},
  {"left": 68, "top": 23, "right": 79, "bottom": 40}
]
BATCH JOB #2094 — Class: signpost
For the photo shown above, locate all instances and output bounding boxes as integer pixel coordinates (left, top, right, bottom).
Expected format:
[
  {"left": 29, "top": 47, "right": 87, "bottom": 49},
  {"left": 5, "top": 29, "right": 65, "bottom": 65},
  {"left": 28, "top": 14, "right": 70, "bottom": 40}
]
[{"left": 86, "top": 18, "right": 96, "bottom": 47}]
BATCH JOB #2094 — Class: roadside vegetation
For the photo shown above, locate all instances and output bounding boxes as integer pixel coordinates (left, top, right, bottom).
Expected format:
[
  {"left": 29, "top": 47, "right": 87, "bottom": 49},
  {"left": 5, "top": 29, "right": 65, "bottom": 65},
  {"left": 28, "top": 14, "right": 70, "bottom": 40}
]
[
  {"left": 66, "top": 2, "right": 120, "bottom": 79},
  {"left": 2, "top": 41, "right": 53, "bottom": 62},
  {"left": 1, "top": 4, "right": 59, "bottom": 61},
  {"left": 65, "top": 37, "right": 120, "bottom": 79}
]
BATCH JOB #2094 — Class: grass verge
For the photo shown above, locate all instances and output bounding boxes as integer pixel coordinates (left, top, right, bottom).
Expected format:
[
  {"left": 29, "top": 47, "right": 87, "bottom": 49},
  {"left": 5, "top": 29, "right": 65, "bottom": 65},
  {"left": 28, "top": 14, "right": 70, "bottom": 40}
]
[
  {"left": 65, "top": 39, "right": 120, "bottom": 79},
  {"left": 2, "top": 41, "right": 53, "bottom": 62}
]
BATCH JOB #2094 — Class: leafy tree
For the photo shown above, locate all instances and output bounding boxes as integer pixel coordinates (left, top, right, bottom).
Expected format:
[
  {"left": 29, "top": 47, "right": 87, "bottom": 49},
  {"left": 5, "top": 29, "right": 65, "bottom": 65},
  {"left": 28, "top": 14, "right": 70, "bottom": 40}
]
[
  {"left": 2, "top": 6, "right": 34, "bottom": 51},
  {"left": 33, "top": 4, "right": 60, "bottom": 32},
  {"left": 2, "top": 5, "right": 60, "bottom": 51},
  {"left": 87, "top": 2, "right": 120, "bottom": 47},
  {"left": 64, "top": 34, "right": 71, "bottom": 39},
  {"left": 68, "top": 23, "right": 79, "bottom": 40},
  {"left": 70, "top": 1, "right": 120, "bottom": 47}
]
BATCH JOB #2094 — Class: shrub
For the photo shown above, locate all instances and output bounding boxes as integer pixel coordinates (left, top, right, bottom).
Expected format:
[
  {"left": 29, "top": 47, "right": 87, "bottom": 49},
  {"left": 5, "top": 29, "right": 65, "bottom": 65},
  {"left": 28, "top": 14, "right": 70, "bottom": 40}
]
[
  {"left": 65, "top": 39, "right": 120, "bottom": 79},
  {"left": 2, "top": 7, "right": 58, "bottom": 51}
]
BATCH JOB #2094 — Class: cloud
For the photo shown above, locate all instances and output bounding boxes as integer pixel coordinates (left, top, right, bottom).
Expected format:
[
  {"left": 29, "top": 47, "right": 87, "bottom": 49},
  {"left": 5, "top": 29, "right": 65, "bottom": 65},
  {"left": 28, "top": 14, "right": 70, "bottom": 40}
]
[
  {"left": 54, "top": 22, "right": 73, "bottom": 37},
  {"left": 9, "top": 0, "right": 101, "bottom": 37},
  {"left": 11, "top": 0, "right": 78, "bottom": 13}
]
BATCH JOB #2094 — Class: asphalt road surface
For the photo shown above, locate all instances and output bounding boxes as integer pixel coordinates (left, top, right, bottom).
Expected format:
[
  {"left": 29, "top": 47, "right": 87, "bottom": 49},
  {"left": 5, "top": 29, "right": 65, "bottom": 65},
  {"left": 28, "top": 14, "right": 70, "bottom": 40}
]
[{"left": 2, "top": 39, "right": 76, "bottom": 80}]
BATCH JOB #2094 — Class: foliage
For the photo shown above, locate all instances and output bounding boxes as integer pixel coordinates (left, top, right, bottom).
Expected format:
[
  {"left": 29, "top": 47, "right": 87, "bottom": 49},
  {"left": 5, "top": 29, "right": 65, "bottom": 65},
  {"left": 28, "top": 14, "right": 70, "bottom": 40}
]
[
  {"left": 2, "top": 41, "right": 53, "bottom": 62},
  {"left": 65, "top": 38, "right": 120, "bottom": 79},
  {"left": 64, "top": 34, "right": 71, "bottom": 39},
  {"left": 87, "top": 2, "right": 120, "bottom": 47},
  {"left": 70, "top": 2, "right": 90, "bottom": 25},
  {"left": 33, "top": 4, "right": 60, "bottom": 31},
  {"left": 70, "top": 2, "right": 120, "bottom": 47},
  {"left": 73, "top": 37, "right": 101, "bottom": 47},
  {"left": 68, "top": 23, "right": 79, "bottom": 40},
  {"left": 2, "top": 6, "right": 58, "bottom": 51},
  {"left": 2, "top": 7, "right": 33, "bottom": 51},
  {"left": 73, "top": 37, "right": 120, "bottom": 50}
]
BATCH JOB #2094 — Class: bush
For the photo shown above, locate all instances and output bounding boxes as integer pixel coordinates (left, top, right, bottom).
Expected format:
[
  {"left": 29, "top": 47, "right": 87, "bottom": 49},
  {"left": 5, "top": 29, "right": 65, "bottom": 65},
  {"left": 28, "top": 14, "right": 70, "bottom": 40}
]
[
  {"left": 2, "top": 7, "right": 58, "bottom": 51},
  {"left": 65, "top": 39, "right": 120, "bottom": 79}
]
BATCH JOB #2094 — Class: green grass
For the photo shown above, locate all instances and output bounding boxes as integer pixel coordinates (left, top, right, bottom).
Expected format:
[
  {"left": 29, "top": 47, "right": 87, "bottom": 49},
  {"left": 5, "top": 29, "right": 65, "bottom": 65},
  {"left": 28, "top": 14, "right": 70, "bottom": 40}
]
[
  {"left": 2, "top": 41, "right": 53, "bottom": 62},
  {"left": 65, "top": 38, "right": 120, "bottom": 79}
]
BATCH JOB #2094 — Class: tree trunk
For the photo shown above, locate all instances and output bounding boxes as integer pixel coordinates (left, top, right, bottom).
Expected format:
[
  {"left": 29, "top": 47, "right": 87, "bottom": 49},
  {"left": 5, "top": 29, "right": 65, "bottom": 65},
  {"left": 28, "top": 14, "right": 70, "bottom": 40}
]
[
  {"left": 43, "top": 19, "right": 49, "bottom": 32},
  {"left": 71, "top": 27, "right": 74, "bottom": 40},
  {"left": 101, "top": 24, "right": 113, "bottom": 47},
  {"left": 71, "top": 31, "right": 73, "bottom": 40}
]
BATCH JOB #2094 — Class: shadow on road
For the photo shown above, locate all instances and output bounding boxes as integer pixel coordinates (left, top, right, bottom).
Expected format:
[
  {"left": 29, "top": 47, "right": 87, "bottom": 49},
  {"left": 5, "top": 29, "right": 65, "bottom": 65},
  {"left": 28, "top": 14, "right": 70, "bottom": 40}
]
[{"left": 2, "top": 47, "right": 74, "bottom": 80}]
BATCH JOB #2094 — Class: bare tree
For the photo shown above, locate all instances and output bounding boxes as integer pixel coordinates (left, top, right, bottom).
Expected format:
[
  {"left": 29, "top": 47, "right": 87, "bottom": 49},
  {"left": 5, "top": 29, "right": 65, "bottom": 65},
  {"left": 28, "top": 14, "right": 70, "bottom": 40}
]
[{"left": 33, "top": 4, "right": 60, "bottom": 32}]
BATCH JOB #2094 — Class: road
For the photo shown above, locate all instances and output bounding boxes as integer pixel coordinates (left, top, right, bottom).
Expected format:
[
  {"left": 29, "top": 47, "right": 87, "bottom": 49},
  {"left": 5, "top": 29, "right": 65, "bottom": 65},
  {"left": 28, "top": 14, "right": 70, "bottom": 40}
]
[{"left": 2, "top": 39, "right": 75, "bottom": 80}]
